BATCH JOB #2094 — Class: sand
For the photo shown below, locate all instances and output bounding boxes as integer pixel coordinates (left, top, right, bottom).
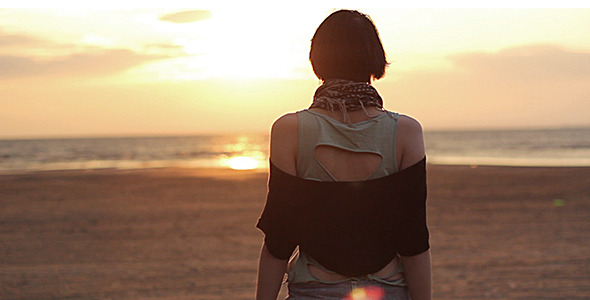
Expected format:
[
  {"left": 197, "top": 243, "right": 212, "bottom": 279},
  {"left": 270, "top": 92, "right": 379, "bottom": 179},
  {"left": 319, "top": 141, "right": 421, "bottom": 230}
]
[{"left": 0, "top": 165, "right": 589, "bottom": 299}]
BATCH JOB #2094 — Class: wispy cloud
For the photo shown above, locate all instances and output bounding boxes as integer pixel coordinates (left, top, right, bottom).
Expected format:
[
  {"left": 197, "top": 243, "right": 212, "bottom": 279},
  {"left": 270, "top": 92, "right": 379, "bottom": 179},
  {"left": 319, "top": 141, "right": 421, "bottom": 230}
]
[
  {"left": 0, "top": 30, "right": 65, "bottom": 56},
  {"left": 159, "top": 10, "right": 211, "bottom": 24},
  {"left": 381, "top": 44, "right": 590, "bottom": 129},
  {"left": 0, "top": 31, "right": 47, "bottom": 47},
  {"left": 0, "top": 26, "right": 177, "bottom": 79},
  {"left": 450, "top": 44, "right": 590, "bottom": 81},
  {"left": 0, "top": 49, "right": 168, "bottom": 78}
]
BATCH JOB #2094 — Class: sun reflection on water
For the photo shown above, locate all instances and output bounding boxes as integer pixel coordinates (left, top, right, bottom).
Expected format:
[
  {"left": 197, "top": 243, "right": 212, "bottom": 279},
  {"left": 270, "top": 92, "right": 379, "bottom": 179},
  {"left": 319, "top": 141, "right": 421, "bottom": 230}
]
[
  {"left": 219, "top": 134, "right": 267, "bottom": 170},
  {"left": 226, "top": 156, "right": 260, "bottom": 170}
]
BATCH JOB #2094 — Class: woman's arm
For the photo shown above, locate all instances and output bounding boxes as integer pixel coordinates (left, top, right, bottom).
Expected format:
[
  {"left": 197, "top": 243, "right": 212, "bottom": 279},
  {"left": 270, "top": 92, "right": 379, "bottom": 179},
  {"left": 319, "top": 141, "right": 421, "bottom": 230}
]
[
  {"left": 256, "top": 243, "right": 289, "bottom": 300},
  {"left": 268, "top": 113, "right": 298, "bottom": 175},
  {"left": 401, "top": 250, "right": 432, "bottom": 300},
  {"left": 396, "top": 114, "right": 426, "bottom": 170},
  {"left": 256, "top": 114, "right": 299, "bottom": 299},
  {"left": 397, "top": 115, "right": 431, "bottom": 299}
]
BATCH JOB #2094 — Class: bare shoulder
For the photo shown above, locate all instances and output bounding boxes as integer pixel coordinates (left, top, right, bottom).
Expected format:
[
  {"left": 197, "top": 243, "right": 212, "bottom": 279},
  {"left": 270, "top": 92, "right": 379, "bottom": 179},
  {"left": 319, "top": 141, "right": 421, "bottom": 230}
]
[
  {"left": 270, "top": 113, "right": 299, "bottom": 175},
  {"left": 397, "top": 114, "right": 423, "bottom": 134},
  {"left": 271, "top": 113, "right": 298, "bottom": 136},
  {"left": 396, "top": 114, "right": 425, "bottom": 170}
]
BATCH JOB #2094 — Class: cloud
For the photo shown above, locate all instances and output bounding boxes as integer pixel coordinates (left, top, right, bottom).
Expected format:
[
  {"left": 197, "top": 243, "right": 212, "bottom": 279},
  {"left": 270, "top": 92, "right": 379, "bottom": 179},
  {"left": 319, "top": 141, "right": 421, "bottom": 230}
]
[
  {"left": 379, "top": 44, "right": 590, "bottom": 129},
  {"left": 0, "top": 49, "right": 168, "bottom": 78},
  {"left": 142, "top": 43, "right": 186, "bottom": 55},
  {"left": 0, "top": 29, "right": 190, "bottom": 80},
  {"left": 159, "top": 10, "right": 211, "bottom": 24},
  {"left": 0, "top": 30, "right": 59, "bottom": 51},
  {"left": 0, "top": 31, "right": 46, "bottom": 47},
  {"left": 450, "top": 44, "right": 590, "bottom": 82}
]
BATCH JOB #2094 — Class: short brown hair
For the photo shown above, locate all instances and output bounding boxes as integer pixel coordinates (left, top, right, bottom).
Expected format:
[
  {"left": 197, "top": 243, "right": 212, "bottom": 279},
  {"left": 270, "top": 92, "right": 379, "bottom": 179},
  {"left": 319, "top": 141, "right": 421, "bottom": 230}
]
[{"left": 310, "top": 10, "right": 388, "bottom": 82}]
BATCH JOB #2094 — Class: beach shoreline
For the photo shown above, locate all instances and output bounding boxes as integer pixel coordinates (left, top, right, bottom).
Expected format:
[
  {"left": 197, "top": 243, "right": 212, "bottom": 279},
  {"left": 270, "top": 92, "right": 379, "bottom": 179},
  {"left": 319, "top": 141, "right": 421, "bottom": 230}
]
[{"left": 1, "top": 164, "right": 589, "bottom": 299}]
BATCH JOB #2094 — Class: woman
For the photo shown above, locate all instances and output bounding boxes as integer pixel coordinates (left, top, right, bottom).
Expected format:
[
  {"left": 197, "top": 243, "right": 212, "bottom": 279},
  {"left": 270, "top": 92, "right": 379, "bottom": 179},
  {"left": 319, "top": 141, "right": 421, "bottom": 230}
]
[{"left": 256, "top": 10, "right": 431, "bottom": 300}]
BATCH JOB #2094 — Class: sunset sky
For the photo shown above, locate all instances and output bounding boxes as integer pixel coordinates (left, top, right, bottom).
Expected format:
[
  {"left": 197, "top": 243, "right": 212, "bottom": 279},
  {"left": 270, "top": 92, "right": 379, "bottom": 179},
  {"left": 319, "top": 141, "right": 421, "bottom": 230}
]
[{"left": 1, "top": 7, "right": 589, "bottom": 138}]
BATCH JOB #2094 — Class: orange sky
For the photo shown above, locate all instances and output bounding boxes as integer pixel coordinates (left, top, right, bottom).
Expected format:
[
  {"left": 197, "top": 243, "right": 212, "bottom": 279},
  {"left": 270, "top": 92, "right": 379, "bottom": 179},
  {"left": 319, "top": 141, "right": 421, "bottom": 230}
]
[{"left": 1, "top": 7, "right": 590, "bottom": 138}]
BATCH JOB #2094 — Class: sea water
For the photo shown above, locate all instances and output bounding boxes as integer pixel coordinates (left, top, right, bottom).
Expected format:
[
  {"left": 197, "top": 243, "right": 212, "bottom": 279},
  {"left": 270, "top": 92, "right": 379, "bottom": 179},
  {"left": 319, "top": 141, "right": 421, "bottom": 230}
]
[
  {"left": 1, "top": 128, "right": 589, "bottom": 173},
  {"left": 424, "top": 127, "right": 590, "bottom": 167}
]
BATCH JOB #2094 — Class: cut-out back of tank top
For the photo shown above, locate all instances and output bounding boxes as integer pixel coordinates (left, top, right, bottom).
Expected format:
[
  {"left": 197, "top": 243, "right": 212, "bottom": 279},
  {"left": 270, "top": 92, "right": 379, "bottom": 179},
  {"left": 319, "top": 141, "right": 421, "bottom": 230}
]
[
  {"left": 314, "top": 145, "right": 383, "bottom": 181},
  {"left": 296, "top": 109, "right": 399, "bottom": 181},
  {"left": 291, "top": 109, "right": 404, "bottom": 285}
]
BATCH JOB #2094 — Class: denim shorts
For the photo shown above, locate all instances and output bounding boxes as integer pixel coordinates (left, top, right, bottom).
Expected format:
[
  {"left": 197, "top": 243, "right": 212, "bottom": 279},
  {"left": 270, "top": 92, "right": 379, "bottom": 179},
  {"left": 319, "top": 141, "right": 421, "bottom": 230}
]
[{"left": 286, "top": 279, "right": 411, "bottom": 300}]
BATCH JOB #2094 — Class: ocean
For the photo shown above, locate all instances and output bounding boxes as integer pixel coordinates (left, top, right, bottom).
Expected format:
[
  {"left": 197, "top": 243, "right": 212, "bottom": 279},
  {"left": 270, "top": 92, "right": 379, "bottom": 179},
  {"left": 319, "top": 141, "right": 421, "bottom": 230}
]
[{"left": 1, "top": 127, "right": 589, "bottom": 173}]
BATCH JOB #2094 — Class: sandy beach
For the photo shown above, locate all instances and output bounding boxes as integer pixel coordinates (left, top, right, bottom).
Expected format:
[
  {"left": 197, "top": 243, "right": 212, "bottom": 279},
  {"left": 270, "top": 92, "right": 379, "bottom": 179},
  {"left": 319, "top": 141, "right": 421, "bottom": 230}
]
[{"left": 1, "top": 164, "right": 589, "bottom": 299}]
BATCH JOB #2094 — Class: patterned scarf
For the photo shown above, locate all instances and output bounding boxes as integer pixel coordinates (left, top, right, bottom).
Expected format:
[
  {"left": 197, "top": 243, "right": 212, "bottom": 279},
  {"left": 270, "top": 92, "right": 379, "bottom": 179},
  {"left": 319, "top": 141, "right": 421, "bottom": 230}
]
[{"left": 309, "top": 79, "right": 384, "bottom": 125}]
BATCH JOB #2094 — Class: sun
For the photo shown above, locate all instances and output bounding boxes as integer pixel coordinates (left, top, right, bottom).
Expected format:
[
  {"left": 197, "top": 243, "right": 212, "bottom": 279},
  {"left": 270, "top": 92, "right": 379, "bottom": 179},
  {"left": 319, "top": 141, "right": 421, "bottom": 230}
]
[
  {"left": 164, "top": 9, "right": 311, "bottom": 80},
  {"left": 129, "top": 8, "right": 320, "bottom": 81}
]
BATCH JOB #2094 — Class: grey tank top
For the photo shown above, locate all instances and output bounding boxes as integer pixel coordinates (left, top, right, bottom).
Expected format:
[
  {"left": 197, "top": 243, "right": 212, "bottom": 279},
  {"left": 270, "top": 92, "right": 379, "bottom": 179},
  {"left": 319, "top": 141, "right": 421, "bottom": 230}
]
[
  {"left": 290, "top": 109, "right": 405, "bottom": 286},
  {"left": 296, "top": 109, "right": 400, "bottom": 181}
]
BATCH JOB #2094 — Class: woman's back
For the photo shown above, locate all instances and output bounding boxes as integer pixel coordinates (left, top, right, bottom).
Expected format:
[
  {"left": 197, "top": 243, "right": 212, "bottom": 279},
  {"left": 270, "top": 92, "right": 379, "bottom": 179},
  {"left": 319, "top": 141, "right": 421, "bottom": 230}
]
[
  {"left": 270, "top": 107, "right": 425, "bottom": 178},
  {"left": 296, "top": 108, "right": 399, "bottom": 181}
]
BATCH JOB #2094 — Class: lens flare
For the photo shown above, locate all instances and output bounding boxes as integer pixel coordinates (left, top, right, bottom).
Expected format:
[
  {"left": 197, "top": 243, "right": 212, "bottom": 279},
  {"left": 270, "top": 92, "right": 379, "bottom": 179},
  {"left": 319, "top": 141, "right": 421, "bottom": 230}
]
[
  {"left": 344, "top": 286, "right": 384, "bottom": 300},
  {"left": 227, "top": 156, "right": 259, "bottom": 170}
]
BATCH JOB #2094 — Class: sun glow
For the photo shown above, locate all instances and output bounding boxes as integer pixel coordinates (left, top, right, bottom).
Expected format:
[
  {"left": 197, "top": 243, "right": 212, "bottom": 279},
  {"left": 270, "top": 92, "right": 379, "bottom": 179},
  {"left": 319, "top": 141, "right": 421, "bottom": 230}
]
[
  {"left": 226, "top": 156, "right": 260, "bottom": 170},
  {"left": 201, "top": 10, "right": 312, "bottom": 79},
  {"left": 138, "top": 8, "right": 318, "bottom": 81}
]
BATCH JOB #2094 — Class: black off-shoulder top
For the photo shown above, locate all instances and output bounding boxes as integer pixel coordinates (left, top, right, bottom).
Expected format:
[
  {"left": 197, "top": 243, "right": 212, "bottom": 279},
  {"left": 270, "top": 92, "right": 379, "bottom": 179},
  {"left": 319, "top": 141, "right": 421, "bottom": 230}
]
[{"left": 256, "top": 157, "right": 429, "bottom": 277}]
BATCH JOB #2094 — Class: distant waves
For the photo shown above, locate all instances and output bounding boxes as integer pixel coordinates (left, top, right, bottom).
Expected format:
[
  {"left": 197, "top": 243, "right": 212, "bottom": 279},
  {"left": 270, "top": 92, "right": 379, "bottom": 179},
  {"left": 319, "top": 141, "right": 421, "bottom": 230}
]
[{"left": 1, "top": 128, "right": 589, "bottom": 172}]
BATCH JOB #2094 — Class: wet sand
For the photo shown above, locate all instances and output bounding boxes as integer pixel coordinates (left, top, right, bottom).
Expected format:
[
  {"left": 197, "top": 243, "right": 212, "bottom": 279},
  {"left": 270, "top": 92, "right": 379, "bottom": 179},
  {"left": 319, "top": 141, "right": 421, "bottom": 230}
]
[{"left": 1, "top": 165, "right": 589, "bottom": 299}]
